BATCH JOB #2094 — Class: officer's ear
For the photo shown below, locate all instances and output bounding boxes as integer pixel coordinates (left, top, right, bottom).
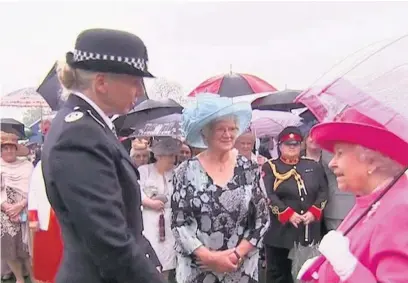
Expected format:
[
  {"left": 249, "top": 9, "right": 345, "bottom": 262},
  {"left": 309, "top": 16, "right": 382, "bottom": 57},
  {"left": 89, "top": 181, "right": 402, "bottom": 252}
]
[{"left": 93, "top": 73, "right": 110, "bottom": 95}]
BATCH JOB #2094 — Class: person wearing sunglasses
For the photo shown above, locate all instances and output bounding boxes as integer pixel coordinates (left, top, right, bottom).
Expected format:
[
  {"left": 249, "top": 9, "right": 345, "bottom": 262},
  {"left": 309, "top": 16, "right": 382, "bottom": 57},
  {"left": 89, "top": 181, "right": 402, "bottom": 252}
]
[{"left": 261, "top": 126, "right": 328, "bottom": 283}]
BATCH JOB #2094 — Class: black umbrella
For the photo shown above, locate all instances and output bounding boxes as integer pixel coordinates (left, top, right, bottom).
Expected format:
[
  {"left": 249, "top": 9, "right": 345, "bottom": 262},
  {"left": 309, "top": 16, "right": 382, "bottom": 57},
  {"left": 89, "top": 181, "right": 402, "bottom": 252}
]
[
  {"left": 251, "top": 89, "right": 304, "bottom": 111},
  {"left": 0, "top": 118, "right": 25, "bottom": 138},
  {"left": 36, "top": 62, "right": 65, "bottom": 110},
  {"left": 114, "top": 98, "right": 183, "bottom": 136},
  {"left": 130, "top": 113, "right": 182, "bottom": 138}
]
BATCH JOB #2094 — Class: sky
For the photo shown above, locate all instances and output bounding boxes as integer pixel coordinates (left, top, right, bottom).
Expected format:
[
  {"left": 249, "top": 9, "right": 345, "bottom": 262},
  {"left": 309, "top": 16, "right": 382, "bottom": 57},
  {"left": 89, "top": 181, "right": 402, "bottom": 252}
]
[{"left": 1, "top": 0, "right": 408, "bottom": 121}]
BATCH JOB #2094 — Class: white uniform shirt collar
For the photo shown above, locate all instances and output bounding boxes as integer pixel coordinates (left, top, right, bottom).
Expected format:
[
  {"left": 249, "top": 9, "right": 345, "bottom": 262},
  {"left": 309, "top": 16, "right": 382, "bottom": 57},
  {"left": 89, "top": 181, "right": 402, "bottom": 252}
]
[{"left": 73, "top": 92, "right": 114, "bottom": 131}]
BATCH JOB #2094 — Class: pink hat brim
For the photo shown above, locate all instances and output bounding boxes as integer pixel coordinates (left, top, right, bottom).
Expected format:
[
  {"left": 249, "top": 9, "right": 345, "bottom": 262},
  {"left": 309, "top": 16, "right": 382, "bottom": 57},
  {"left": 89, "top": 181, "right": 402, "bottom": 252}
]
[{"left": 311, "top": 122, "right": 408, "bottom": 166}]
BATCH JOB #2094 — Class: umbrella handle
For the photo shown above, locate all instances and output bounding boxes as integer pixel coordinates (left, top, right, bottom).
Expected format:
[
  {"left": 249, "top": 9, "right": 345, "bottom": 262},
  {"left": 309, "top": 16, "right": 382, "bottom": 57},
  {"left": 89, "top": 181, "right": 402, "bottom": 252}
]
[
  {"left": 300, "top": 166, "right": 408, "bottom": 281},
  {"left": 305, "top": 224, "right": 309, "bottom": 242},
  {"left": 299, "top": 256, "right": 326, "bottom": 281}
]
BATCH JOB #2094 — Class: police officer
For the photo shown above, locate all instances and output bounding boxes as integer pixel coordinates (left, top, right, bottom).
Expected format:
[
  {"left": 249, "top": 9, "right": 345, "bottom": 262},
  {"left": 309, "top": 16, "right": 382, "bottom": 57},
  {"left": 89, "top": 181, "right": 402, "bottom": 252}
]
[
  {"left": 261, "top": 126, "right": 328, "bottom": 283},
  {"left": 42, "top": 29, "right": 165, "bottom": 283}
]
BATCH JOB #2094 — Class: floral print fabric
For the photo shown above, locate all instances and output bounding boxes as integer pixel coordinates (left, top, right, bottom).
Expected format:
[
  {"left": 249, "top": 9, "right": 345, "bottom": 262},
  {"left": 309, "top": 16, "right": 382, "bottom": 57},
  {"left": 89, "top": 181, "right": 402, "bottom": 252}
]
[{"left": 171, "top": 155, "right": 270, "bottom": 283}]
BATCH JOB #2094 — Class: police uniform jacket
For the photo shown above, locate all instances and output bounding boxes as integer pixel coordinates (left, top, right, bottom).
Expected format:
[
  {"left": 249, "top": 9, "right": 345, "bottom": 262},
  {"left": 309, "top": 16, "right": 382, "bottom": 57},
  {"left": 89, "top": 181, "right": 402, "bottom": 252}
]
[
  {"left": 261, "top": 157, "right": 328, "bottom": 250},
  {"left": 42, "top": 94, "right": 164, "bottom": 283}
]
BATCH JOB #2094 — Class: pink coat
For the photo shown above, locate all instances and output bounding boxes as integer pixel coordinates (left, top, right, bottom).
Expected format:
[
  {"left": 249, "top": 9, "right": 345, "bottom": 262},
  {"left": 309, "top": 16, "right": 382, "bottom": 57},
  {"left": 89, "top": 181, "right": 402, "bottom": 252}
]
[{"left": 315, "top": 175, "right": 408, "bottom": 283}]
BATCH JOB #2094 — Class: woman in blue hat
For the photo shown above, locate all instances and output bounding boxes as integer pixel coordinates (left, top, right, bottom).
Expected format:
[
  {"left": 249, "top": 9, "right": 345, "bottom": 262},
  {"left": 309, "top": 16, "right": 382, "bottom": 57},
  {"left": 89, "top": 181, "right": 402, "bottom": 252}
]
[{"left": 171, "top": 94, "right": 270, "bottom": 283}]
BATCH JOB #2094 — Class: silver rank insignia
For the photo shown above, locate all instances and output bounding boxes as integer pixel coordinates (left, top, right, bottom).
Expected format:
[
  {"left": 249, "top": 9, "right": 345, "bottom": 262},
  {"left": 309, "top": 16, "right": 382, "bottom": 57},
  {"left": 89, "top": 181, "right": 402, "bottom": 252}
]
[{"left": 64, "top": 111, "right": 84, "bottom": 123}]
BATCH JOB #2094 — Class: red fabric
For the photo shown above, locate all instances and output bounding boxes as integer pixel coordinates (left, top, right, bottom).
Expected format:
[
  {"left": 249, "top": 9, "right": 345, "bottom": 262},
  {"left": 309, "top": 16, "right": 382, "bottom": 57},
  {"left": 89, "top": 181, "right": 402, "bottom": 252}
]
[
  {"left": 188, "top": 73, "right": 277, "bottom": 97},
  {"left": 28, "top": 210, "right": 38, "bottom": 222},
  {"left": 239, "top": 73, "right": 277, "bottom": 93},
  {"left": 280, "top": 133, "right": 302, "bottom": 143},
  {"left": 311, "top": 122, "right": 408, "bottom": 166},
  {"left": 32, "top": 209, "right": 63, "bottom": 283},
  {"left": 296, "top": 78, "right": 408, "bottom": 166},
  {"left": 277, "top": 207, "right": 295, "bottom": 224},
  {"left": 188, "top": 75, "right": 225, "bottom": 97},
  {"left": 40, "top": 120, "right": 51, "bottom": 135},
  {"left": 308, "top": 205, "right": 323, "bottom": 221}
]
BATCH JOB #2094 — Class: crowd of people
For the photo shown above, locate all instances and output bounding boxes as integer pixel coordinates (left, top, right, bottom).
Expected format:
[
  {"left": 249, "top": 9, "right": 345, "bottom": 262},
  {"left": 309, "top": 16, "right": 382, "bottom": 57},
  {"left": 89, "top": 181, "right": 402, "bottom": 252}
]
[{"left": 1, "top": 28, "right": 407, "bottom": 283}]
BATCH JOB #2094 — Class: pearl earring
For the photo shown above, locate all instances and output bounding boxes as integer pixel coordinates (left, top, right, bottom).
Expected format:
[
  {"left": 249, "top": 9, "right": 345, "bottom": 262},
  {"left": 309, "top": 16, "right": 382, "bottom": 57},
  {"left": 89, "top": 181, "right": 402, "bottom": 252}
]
[{"left": 368, "top": 170, "right": 373, "bottom": 175}]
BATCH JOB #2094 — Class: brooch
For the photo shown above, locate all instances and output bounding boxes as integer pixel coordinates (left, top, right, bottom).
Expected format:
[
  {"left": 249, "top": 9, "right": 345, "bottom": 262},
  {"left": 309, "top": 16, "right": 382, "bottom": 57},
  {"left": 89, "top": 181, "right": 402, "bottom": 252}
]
[{"left": 363, "top": 201, "right": 381, "bottom": 223}]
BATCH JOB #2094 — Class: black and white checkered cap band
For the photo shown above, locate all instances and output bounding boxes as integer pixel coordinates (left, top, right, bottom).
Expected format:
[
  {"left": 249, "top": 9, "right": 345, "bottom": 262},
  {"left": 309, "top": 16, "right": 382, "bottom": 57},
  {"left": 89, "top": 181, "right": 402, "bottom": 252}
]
[{"left": 73, "top": 49, "right": 147, "bottom": 72}]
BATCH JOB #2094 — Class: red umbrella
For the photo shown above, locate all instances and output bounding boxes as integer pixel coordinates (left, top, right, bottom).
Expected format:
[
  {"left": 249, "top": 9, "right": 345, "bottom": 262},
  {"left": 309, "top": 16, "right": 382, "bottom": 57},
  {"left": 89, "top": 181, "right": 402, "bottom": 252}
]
[{"left": 188, "top": 72, "right": 277, "bottom": 97}]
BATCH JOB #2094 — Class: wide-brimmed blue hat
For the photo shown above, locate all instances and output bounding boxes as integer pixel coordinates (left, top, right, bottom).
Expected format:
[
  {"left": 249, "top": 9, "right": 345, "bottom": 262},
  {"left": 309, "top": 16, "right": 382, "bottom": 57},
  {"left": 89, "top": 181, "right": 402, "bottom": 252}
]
[{"left": 182, "top": 93, "right": 252, "bottom": 148}]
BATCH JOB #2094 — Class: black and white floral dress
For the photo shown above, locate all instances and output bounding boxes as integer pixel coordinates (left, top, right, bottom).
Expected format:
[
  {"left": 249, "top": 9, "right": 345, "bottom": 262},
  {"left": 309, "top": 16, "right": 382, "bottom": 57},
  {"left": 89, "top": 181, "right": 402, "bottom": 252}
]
[{"left": 171, "top": 155, "right": 270, "bottom": 283}]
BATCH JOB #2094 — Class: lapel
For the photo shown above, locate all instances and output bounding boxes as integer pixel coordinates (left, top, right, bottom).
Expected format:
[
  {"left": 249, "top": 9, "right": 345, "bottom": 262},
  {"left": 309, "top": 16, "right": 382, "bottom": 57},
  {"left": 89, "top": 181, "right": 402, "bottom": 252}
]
[{"left": 64, "top": 94, "right": 136, "bottom": 169}]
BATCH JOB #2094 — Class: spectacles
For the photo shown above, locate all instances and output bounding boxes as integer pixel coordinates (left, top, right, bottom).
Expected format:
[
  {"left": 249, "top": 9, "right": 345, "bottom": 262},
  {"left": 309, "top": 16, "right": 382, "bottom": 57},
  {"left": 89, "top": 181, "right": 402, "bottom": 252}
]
[
  {"left": 282, "top": 141, "right": 301, "bottom": 146},
  {"left": 214, "top": 126, "right": 239, "bottom": 136}
]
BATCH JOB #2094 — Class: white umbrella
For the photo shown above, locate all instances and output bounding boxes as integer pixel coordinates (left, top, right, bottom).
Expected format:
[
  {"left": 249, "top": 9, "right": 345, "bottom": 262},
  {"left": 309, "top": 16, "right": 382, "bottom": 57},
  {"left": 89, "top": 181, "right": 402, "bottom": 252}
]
[
  {"left": 0, "top": 88, "right": 50, "bottom": 108},
  {"left": 251, "top": 109, "right": 303, "bottom": 138}
]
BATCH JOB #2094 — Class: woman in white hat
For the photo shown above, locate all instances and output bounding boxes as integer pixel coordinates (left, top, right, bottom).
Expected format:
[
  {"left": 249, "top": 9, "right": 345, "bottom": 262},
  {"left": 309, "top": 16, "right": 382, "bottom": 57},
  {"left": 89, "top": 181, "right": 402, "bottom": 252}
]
[
  {"left": 138, "top": 137, "right": 182, "bottom": 281},
  {"left": 172, "top": 93, "right": 270, "bottom": 283}
]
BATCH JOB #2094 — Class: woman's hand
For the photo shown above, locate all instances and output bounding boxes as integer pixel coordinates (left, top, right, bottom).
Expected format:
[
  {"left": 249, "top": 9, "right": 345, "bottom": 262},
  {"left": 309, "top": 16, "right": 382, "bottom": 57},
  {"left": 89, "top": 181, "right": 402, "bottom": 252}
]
[
  {"left": 142, "top": 197, "right": 165, "bottom": 211},
  {"left": 6, "top": 203, "right": 24, "bottom": 218},
  {"left": 302, "top": 211, "right": 316, "bottom": 225},
  {"left": 1, "top": 202, "right": 12, "bottom": 212},
  {"left": 289, "top": 212, "right": 303, "bottom": 228},
  {"left": 9, "top": 215, "right": 21, "bottom": 223},
  {"left": 319, "top": 231, "right": 358, "bottom": 281},
  {"left": 197, "top": 249, "right": 238, "bottom": 273},
  {"left": 149, "top": 200, "right": 165, "bottom": 211},
  {"left": 29, "top": 221, "right": 40, "bottom": 232}
]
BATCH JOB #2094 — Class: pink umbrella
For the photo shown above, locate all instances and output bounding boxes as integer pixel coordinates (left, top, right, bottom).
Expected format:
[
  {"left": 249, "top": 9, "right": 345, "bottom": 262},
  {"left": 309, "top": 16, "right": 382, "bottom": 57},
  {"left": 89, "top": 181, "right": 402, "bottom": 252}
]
[
  {"left": 295, "top": 34, "right": 408, "bottom": 281},
  {"left": 250, "top": 109, "right": 303, "bottom": 138},
  {"left": 1, "top": 88, "right": 50, "bottom": 108}
]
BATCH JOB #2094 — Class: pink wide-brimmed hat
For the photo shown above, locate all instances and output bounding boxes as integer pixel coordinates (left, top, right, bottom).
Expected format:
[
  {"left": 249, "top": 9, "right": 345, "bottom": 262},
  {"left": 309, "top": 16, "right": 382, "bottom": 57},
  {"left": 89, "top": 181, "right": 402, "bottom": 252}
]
[{"left": 311, "top": 107, "right": 408, "bottom": 166}]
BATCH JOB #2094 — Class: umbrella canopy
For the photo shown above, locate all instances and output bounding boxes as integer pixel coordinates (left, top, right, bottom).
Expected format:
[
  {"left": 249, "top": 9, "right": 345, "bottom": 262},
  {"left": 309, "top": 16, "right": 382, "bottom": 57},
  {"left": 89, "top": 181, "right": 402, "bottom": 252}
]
[
  {"left": 251, "top": 110, "right": 303, "bottom": 138},
  {"left": 188, "top": 72, "right": 277, "bottom": 98},
  {"left": 251, "top": 89, "right": 304, "bottom": 111},
  {"left": 0, "top": 118, "right": 25, "bottom": 138},
  {"left": 296, "top": 34, "right": 408, "bottom": 282},
  {"left": 113, "top": 98, "right": 183, "bottom": 135},
  {"left": 130, "top": 113, "right": 182, "bottom": 138},
  {"left": 36, "top": 62, "right": 65, "bottom": 110},
  {"left": 1, "top": 88, "right": 49, "bottom": 108}
]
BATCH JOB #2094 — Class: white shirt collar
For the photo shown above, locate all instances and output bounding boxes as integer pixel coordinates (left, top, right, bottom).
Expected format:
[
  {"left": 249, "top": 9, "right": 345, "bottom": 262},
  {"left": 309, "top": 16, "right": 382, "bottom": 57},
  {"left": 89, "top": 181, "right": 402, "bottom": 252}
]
[{"left": 73, "top": 92, "right": 114, "bottom": 131}]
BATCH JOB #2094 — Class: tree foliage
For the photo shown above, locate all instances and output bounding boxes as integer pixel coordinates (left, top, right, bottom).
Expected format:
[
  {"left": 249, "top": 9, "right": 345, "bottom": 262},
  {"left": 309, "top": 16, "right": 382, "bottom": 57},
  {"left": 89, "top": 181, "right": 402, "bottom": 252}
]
[
  {"left": 22, "top": 108, "right": 43, "bottom": 126},
  {"left": 148, "top": 78, "right": 190, "bottom": 106}
]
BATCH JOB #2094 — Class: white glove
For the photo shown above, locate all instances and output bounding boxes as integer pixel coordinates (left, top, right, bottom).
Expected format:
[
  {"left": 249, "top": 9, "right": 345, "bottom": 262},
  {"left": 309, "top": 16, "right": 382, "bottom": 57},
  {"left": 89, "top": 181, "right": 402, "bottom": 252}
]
[
  {"left": 297, "top": 256, "right": 320, "bottom": 280},
  {"left": 318, "top": 231, "right": 358, "bottom": 281}
]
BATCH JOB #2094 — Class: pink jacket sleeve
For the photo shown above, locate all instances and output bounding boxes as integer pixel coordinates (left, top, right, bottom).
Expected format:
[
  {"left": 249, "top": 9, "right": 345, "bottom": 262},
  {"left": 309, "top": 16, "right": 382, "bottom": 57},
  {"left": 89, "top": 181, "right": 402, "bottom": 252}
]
[{"left": 344, "top": 205, "right": 408, "bottom": 283}]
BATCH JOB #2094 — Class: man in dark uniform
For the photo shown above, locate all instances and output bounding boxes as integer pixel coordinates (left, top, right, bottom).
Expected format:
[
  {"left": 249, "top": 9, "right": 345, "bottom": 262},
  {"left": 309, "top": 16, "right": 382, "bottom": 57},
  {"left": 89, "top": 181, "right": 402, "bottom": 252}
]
[
  {"left": 261, "top": 126, "right": 328, "bottom": 283},
  {"left": 42, "top": 29, "right": 165, "bottom": 283}
]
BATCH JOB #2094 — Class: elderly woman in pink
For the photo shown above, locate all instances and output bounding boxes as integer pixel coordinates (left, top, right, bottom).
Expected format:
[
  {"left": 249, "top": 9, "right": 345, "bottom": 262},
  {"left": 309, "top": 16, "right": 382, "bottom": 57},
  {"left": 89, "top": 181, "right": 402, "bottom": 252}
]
[{"left": 297, "top": 114, "right": 408, "bottom": 282}]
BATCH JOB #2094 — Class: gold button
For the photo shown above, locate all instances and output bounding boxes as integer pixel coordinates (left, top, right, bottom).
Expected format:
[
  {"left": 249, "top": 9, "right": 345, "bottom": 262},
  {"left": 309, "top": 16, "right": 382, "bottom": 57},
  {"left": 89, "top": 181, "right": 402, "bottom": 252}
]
[
  {"left": 301, "top": 197, "right": 304, "bottom": 201},
  {"left": 301, "top": 210, "right": 304, "bottom": 214},
  {"left": 140, "top": 205, "right": 143, "bottom": 211},
  {"left": 145, "top": 253, "right": 150, "bottom": 258},
  {"left": 294, "top": 166, "right": 296, "bottom": 169}
]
